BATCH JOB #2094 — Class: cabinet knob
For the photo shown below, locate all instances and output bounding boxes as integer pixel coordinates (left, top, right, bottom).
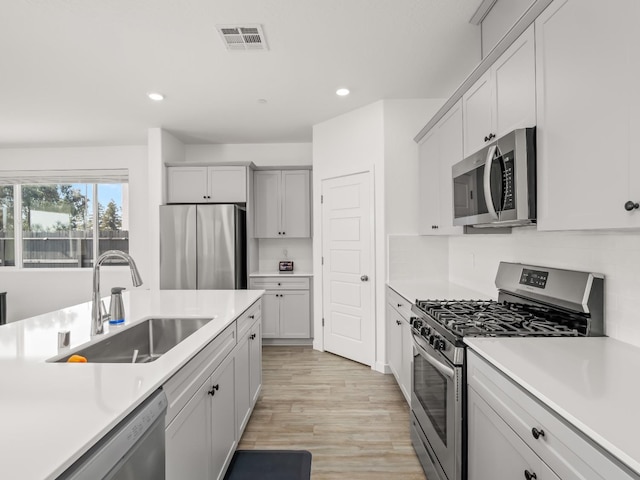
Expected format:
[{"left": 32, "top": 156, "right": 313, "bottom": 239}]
[
  {"left": 203, "top": 195, "right": 207, "bottom": 199},
  {"left": 208, "top": 384, "right": 219, "bottom": 396},
  {"left": 397, "top": 303, "right": 402, "bottom": 308},
  {"left": 282, "top": 231, "right": 286, "bottom": 235},
  {"left": 278, "top": 282, "right": 281, "bottom": 286},
  {"left": 249, "top": 314, "right": 255, "bottom": 319},
  {"left": 624, "top": 201, "right": 639, "bottom": 211},
  {"left": 250, "top": 333, "right": 256, "bottom": 340},
  {"left": 524, "top": 470, "right": 537, "bottom": 480},
  {"left": 360, "top": 275, "right": 369, "bottom": 282},
  {"left": 396, "top": 320, "right": 402, "bottom": 325},
  {"left": 531, "top": 427, "right": 545, "bottom": 439}
]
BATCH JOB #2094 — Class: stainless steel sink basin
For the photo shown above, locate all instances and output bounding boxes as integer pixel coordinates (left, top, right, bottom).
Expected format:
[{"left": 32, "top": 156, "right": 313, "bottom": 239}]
[{"left": 54, "top": 317, "right": 215, "bottom": 363}]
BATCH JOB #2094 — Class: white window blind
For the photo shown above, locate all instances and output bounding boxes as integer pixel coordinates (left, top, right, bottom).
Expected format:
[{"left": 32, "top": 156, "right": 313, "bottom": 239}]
[{"left": 0, "top": 169, "right": 128, "bottom": 185}]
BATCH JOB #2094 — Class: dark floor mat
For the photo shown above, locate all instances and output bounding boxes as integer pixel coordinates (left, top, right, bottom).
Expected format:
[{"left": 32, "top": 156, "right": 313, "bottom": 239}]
[{"left": 223, "top": 450, "right": 312, "bottom": 480}]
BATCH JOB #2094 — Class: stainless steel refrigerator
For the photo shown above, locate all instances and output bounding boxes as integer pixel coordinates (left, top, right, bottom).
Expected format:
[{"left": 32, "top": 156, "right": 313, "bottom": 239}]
[{"left": 159, "top": 204, "right": 247, "bottom": 289}]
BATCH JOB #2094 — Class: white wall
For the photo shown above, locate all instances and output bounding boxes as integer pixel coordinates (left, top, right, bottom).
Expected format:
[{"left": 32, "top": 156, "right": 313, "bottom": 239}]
[
  {"left": 185, "top": 143, "right": 312, "bottom": 166},
  {"left": 0, "top": 146, "right": 149, "bottom": 322},
  {"left": 388, "top": 235, "right": 449, "bottom": 282},
  {"left": 312, "top": 99, "right": 443, "bottom": 372},
  {"left": 481, "top": 0, "right": 535, "bottom": 56},
  {"left": 448, "top": 229, "right": 640, "bottom": 348}
]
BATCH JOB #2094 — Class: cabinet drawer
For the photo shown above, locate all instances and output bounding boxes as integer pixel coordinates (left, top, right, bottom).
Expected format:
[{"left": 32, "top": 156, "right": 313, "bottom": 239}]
[
  {"left": 164, "top": 322, "right": 236, "bottom": 424},
  {"left": 249, "top": 276, "right": 310, "bottom": 290},
  {"left": 237, "top": 300, "right": 261, "bottom": 340},
  {"left": 468, "top": 350, "right": 635, "bottom": 480},
  {"left": 386, "top": 286, "right": 413, "bottom": 320}
]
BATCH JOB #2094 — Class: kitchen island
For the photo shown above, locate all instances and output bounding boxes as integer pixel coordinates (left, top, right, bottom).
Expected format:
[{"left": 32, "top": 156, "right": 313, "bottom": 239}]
[{"left": 0, "top": 289, "right": 263, "bottom": 480}]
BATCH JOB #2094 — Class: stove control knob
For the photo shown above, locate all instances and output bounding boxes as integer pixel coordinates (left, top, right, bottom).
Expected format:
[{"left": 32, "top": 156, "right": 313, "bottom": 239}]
[
  {"left": 435, "top": 339, "right": 446, "bottom": 351},
  {"left": 428, "top": 335, "right": 436, "bottom": 345},
  {"left": 420, "top": 327, "right": 429, "bottom": 337},
  {"left": 410, "top": 317, "right": 421, "bottom": 328}
]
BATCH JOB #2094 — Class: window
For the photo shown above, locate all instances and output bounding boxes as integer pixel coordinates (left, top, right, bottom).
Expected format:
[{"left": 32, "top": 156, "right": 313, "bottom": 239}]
[
  {"left": 0, "top": 170, "right": 128, "bottom": 269},
  {"left": 0, "top": 186, "right": 15, "bottom": 267}
]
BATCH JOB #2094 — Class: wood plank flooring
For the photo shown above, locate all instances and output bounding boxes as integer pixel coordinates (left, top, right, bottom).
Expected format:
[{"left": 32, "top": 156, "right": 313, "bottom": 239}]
[{"left": 238, "top": 346, "right": 428, "bottom": 480}]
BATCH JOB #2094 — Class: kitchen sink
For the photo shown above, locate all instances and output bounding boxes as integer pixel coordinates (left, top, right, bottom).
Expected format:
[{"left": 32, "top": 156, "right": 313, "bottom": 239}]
[{"left": 52, "top": 317, "right": 215, "bottom": 363}]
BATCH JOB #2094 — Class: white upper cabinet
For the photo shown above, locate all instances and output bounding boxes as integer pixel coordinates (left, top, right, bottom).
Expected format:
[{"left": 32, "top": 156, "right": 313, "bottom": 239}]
[
  {"left": 167, "top": 165, "right": 247, "bottom": 204},
  {"left": 463, "top": 25, "right": 536, "bottom": 157},
  {"left": 418, "top": 101, "right": 464, "bottom": 235},
  {"left": 254, "top": 169, "right": 310, "bottom": 238},
  {"left": 535, "top": 0, "right": 640, "bottom": 230}
]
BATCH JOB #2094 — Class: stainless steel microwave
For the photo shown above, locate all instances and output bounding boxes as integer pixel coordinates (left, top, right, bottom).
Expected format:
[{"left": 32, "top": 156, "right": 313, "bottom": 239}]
[{"left": 452, "top": 127, "right": 536, "bottom": 228}]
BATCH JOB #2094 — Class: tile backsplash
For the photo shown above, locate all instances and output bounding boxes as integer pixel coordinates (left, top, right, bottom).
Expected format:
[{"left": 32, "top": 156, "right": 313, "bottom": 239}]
[
  {"left": 257, "top": 238, "right": 313, "bottom": 273},
  {"left": 449, "top": 227, "right": 640, "bottom": 347},
  {"left": 388, "top": 235, "right": 449, "bottom": 282}
]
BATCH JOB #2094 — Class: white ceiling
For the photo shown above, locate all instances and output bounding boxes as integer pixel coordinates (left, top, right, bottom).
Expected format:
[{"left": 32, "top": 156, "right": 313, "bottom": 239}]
[{"left": 0, "top": 0, "right": 482, "bottom": 147}]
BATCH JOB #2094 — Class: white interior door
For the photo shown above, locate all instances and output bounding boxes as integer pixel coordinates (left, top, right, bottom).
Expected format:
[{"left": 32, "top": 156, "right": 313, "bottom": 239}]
[{"left": 321, "top": 172, "right": 374, "bottom": 366}]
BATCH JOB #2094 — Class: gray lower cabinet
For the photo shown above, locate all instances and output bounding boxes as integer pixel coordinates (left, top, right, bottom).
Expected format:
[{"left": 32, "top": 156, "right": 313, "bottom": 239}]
[
  {"left": 164, "top": 300, "right": 262, "bottom": 480},
  {"left": 385, "top": 286, "right": 412, "bottom": 403},
  {"left": 468, "top": 350, "right": 636, "bottom": 480},
  {"left": 249, "top": 277, "right": 311, "bottom": 339}
]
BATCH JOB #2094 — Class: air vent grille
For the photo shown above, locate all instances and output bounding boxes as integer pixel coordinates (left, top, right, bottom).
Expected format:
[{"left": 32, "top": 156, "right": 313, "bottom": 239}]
[{"left": 216, "top": 24, "right": 268, "bottom": 51}]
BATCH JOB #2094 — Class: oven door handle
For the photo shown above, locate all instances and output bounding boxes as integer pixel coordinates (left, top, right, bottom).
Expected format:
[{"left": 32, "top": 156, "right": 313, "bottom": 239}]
[
  {"left": 483, "top": 144, "right": 500, "bottom": 220},
  {"left": 412, "top": 335, "right": 455, "bottom": 380}
]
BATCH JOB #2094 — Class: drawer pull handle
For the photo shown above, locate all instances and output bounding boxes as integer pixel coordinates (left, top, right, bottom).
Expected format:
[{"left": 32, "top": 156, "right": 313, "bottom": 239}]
[
  {"left": 531, "top": 427, "right": 545, "bottom": 440},
  {"left": 208, "top": 384, "right": 219, "bottom": 396},
  {"left": 249, "top": 315, "right": 255, "bottom": 319},
  {"left": 524, "top": 470, "right": 537, "bottom": 480}
]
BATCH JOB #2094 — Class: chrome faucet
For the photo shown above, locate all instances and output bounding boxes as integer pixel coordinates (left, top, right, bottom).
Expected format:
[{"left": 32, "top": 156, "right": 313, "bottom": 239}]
[{"left": 91, "top": 250, "right": 143, "bottom": 336}]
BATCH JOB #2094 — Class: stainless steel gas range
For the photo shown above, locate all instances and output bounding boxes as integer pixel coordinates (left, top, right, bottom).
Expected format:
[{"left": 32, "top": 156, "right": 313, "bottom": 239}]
[{"left": 408, "top": 262, "right": 604, "bottom": 480}]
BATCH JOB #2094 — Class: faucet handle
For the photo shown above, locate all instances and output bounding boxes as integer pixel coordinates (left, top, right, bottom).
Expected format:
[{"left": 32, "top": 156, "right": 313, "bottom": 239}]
[{"left": 100, "top": 300, "right": 110, "bottom": 321}]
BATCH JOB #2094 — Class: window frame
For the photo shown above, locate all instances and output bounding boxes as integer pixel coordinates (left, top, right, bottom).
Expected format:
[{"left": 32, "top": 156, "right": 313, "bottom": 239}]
[{"left": 0, "top": 172, "right": 129, "bottom": 270}]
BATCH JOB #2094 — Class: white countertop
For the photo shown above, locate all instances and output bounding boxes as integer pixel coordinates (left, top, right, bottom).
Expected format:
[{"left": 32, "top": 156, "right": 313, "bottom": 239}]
[
  {"left": 387, "top": 278, "right": 490, "bottom": 303},
  {"left": 0, "top": 289, "right": 263, "bottom": 480},
  {"left": 465, "top": 336, "right": 640, "bottom": 475},
  {"left": 250, "top": 271, "right": 313, "bottom": 277}
]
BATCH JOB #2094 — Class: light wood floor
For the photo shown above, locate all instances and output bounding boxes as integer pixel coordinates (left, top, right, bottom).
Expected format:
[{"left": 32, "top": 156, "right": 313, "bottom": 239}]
[{"left": 238, "top": 346, "right": 428, "bottom": 480}]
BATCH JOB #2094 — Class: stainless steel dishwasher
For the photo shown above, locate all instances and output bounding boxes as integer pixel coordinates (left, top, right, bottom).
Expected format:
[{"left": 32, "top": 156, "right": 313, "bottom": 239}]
[{"left": 58, "top": 389, "right": 168, "bottom": 480}]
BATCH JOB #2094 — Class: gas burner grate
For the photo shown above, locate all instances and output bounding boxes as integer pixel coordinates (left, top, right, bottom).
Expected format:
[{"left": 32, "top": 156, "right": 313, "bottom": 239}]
[{"left": 413, "top": 299, "right": 586, "bottom": 337}]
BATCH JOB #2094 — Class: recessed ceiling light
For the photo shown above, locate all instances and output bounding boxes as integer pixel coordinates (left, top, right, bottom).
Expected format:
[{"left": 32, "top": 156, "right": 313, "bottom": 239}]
[
  {"left": 148, "top": 92, "right": 164, "bottom": 101},
  {"left": 336, "top": 88, "right": 350, "bottom": 97}
]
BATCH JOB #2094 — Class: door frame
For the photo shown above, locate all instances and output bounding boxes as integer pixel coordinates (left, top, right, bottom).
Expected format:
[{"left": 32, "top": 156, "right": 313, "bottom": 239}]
[{"left": 315, "top": 169, "right": 377, "bottom": 367}]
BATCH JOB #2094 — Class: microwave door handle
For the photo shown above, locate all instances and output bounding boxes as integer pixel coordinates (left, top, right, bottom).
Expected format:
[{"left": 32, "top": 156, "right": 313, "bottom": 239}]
[
  {"left": 483, "top": 144, "right": 499, "bottom": 220},
  {"left": 411, "top": 335, "right": 455, "bottom": 380}
]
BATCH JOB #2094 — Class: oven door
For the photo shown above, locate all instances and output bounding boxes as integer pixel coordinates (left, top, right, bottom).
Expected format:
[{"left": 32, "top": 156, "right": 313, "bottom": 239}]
[{"left": 411, "top": 333, "right": 462, "bottom": 480}]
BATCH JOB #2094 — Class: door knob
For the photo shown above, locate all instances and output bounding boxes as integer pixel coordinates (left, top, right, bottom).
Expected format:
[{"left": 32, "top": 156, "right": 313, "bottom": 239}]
[
  {"left": 360, "top": 275, "right": 369, "bottom": 282},
  {"left": 624, "top": 200, "right": 639, "bottom": 211}
]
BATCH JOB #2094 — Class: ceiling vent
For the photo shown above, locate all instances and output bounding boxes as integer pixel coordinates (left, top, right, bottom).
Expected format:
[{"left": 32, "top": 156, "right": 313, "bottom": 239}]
[{"left": 216, "top": 24, "right": 269, "bottom": 51}]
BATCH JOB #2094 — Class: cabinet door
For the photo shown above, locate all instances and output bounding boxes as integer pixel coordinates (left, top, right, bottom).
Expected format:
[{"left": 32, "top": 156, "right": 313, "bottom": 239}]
[
  {"left": 260, "top": 292, "right": 280, "bottom": 338},
  {"left": 167, "top": 166, "right": 209, "bottom": 204},
  {"left": 400, "top": 319, "right": 412, "bottom": 404},
  {"left": 280, "top": 290, "right": 310, "bottom": 338},
  {"left": 463, "top": 70, "right": 493, "bottom": 157},
  {"left": 208, "top": 166, "right": 247, "bottom": 203},
  {"left": 249, "top": 319, "right": 262, "bottom": 405},
  {"left": 535, "top": 0, "right": 635, "bottom": 230},
  {"left": 281, "top": 170, "right": 311, "bottom": 238},
  {"left": 468, "top": 387, "right": 561, "bottom": 480},
  {"left": 418, "top": 128, "right": 441, "bottom": 234},
  {"left": 437, "top": 102, "right": 464, "bottom": 235},
  {"left": 234, "top": 334, "right": 251, "bottom": 437},
  {"left": 166, "top": 379, "right": 213, "bottom": 480},
  {"left": 210, "top": 356, "right": 237, "bottom": 480},
  {"left": 253, "top": 171, "right": 281, "bottom": 238},
  {"left": 386, "top": 302, "right": 402, "bottom": 382},
  {"left": 493, "top": 25, "right": 536, "bottom": 138}
]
